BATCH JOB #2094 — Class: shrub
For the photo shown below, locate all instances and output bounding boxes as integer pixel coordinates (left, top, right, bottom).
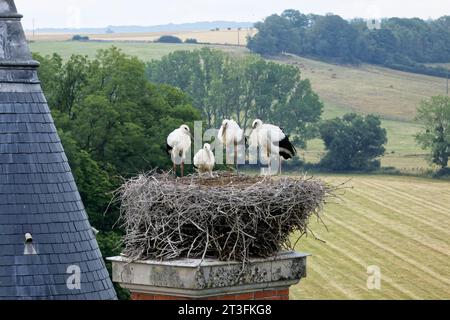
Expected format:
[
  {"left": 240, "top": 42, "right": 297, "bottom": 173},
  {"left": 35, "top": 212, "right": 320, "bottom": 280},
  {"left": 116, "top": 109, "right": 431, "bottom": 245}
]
[
  {"left": 155, "top": 35, "right": 182, "bottom": 43},
  {"left": 72, "top": 34, "right": 89, "bottom": 41}
]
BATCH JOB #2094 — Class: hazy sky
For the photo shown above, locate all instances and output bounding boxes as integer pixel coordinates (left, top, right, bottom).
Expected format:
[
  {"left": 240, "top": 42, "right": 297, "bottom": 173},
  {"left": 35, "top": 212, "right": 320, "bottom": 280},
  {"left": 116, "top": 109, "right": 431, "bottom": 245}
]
[{"left": 15, "top": 0, "right": 450, "bottom": 30}]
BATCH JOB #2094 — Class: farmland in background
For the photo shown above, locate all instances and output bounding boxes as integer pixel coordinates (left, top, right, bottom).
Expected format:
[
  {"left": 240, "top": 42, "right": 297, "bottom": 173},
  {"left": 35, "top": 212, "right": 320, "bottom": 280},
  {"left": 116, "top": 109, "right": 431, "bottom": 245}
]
[
  {"left": 26, "top": 28, "right": 256, "bottom": 46},
  {"left": 29, "top": 41, "right": 250, "bottom": 61},
  {"left": 30, "top": 39, "right": 449, "bottom": 173}
]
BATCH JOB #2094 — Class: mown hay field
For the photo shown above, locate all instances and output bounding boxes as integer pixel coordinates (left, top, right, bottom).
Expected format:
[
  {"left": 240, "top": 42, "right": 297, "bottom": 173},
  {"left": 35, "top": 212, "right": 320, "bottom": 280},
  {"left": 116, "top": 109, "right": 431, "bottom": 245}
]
[{"left": 291, "top": 174, "right": 450, "bottom": 300}]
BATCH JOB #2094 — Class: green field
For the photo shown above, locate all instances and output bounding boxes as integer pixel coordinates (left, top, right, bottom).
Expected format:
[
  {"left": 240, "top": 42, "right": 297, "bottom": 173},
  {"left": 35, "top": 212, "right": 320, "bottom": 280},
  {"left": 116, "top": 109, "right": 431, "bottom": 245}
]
[
  {"left": 279, "top": 55, "right": 448, "bottom": 122},
  {"left": 291, "top": 174, "right": 450, "bottom": 300},
  {"left": 30, "top": 41, "right": 444, "bottom": 172},
  {"left": 29, "top": 41, "right": 249, "bottom": 61},
  {"left": 426, "top": 62, "right": 450, "bottom": 70},
  {"left": 305, "top": 123, "right": 430, "bottom": 171}
]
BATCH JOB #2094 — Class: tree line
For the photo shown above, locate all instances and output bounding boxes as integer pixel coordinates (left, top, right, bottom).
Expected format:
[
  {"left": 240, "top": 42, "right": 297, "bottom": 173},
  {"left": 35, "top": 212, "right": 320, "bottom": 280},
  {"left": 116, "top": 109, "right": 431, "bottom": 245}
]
[{"left": 247, "top": 10, "right": 450, "bottom": 77}]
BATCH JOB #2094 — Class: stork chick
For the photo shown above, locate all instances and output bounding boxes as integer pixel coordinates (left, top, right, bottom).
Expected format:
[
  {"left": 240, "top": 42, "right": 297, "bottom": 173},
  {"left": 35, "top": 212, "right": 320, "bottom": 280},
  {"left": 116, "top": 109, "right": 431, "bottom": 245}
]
[{"left": 194, "top": 143, "right": 216, "bottom": 177}]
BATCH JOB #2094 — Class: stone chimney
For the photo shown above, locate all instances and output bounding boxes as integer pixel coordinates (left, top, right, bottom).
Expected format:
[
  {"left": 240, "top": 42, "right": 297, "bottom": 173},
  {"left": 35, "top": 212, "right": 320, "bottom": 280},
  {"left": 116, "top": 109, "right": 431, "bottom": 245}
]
[{"left": 109, "top": 252, "right": 309, "bottom": 300}]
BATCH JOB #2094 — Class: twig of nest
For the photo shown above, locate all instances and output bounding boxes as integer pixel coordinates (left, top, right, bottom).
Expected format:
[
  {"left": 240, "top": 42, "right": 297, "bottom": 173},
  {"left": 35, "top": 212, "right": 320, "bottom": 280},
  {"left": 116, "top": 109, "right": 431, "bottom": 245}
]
[{"left": 115, "top": 171, "right": 338, "bottom": 264}]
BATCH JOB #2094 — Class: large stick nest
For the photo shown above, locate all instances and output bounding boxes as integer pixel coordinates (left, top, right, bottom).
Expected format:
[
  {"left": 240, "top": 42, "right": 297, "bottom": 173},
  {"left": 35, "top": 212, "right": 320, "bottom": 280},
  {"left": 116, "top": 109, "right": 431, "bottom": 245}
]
[{"left": 117, "top": 171, "right": 335, "bottom": 263}]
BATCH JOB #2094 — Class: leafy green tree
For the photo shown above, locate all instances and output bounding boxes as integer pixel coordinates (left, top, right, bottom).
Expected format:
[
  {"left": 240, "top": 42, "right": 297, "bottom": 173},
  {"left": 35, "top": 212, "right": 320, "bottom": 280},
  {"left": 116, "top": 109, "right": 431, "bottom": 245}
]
[
  {"left": 146, "top": 48, "right": 323, "bottom": 146},
  {"left": 309, "top": 14, "right": 361, "bottom": 63},
  {"left": 35, "top": 48, "right": 201, "bottom": 177},
  {"left": 320, "top": 114, "right": 387, "bottom": 171},
  {"left": 281, "top": 9, "right": 309, "bottom": 28},
  {"left": 33, "top": 53, "right": 90, "bottom": 117},
  {"left": 33, "top": 48, "right": 202, "bottom": 299},
  {"left": 248, "top": 12, "right": 305, "bottom": 55},
  {"left": 361, "top": 28, "right": 398, "bottom": 64},
  {"left": 416, "top": 96, "right": 450, "bottom": 171}
]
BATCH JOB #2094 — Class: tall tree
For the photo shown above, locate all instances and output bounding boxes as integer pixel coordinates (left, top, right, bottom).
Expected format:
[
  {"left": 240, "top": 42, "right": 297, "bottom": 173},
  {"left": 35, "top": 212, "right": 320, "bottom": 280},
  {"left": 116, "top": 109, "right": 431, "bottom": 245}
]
[
  {"left": 416, "top": 96, "right": 450, "bottom": 171},
  {"left": 146, "top": 48, "right": 323, "bottom": 146},
  {"left": 320, "top": 114, "right": 387, "bottom": 171}
]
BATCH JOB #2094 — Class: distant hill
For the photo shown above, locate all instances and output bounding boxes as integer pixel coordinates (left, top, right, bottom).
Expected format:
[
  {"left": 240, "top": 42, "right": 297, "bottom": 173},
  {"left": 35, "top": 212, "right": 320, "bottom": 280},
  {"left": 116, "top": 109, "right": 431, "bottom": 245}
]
[
  {"left": 27, "top": 21, "right": 255, "bottom": 34},
  {"left": 248, "top": 10, "right": 450, "bottom": 78}
]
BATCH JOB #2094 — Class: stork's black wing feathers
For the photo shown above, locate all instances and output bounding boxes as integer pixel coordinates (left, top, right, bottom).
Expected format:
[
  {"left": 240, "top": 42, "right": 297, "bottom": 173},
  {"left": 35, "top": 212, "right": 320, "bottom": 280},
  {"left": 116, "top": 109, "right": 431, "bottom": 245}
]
[
  {"left": 166, "top": 143, "right": 173, "bottom": 156},
  {"left": 278, "top": 135, "right": 297, "bottom": 160}
]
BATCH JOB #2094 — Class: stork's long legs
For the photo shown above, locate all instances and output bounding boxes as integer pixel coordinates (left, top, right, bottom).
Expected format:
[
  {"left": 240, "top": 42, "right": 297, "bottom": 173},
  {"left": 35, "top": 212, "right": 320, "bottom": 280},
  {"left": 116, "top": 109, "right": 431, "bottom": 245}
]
[
  {"left": 181, "top": 162, "right": 185, "bottom": 178},
  {"left": 279, "top": 157, "right": 282, "bottom": 175},
  {"left": 173, "top": 163, "right": 177, "bottom": 176},
  {"left": 234, "top": 141, "right": 238, "bottom": 173}
]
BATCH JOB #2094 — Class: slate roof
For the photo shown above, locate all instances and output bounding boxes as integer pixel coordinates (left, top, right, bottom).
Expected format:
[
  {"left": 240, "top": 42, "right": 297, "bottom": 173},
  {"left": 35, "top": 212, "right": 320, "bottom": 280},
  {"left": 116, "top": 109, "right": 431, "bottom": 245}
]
[{"left": 0, "top": 0, "right": 117, "bottom": 300}]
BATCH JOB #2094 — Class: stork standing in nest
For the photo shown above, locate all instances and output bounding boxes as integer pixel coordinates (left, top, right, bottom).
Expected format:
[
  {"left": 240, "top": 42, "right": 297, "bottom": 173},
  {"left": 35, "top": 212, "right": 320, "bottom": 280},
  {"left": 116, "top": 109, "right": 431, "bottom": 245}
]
[
  {"left": 166, "top": 124, "right": 193, "bottom": 177},
  {"left": 218, "top": 119, "right": 244, "bottom": 172},
  {"left": 194, "top": 143, "right": 216, "bottom": 178},
  {"left": 249, "top": 119, "right": 297, "bottom": 175}
]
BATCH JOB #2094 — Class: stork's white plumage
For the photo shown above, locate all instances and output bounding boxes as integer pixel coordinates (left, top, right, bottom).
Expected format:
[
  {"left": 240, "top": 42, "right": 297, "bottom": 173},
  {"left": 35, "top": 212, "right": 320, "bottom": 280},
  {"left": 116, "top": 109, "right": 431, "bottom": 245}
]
[
  {"left": 218, "top": 119, "right": 244, "bottom": 170},
  {"left": 194, "top": 143, "right": 216, "bottom": 177},
  {"left": 250, "top": 119, "right": 297, "bottom": 174},
  {"left": 166, "top": 124, "right": 192, "bottom": 177},
  {"left": 218, "top": 119, "right": 244, "bottom": 147}
]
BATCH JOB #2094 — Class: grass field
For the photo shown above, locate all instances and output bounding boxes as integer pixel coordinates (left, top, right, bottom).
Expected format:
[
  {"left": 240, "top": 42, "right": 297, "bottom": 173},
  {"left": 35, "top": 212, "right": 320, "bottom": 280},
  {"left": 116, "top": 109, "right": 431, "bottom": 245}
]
[
  {"left": 303, "top": 118, "right": 430, "bottom": 171},
  {"left": 278, "top": 55, "right": 448, "bottom": 122},
  {"left": 291, "top": 174, "right": 450, "bottom": 300},
  {"left": 30, "top": 41, "right": 445, "bottom": 172},
  {"left": 29, "top": 41, "right": 250, "bottom": 61},
  {"left": 275, "top": 55, "right": 448, "bottom": 171},
  {"left": 426, "top": 62, "right": 450, "bottom": 71}
]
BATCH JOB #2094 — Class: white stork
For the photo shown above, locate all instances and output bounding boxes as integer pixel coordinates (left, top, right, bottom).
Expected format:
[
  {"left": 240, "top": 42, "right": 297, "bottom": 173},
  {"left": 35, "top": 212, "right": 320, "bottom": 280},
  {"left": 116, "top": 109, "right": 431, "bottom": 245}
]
[
  {"left": 166, "top": 124, "right": 192, "bottom": 177},
  {"left": 218, "top": 119, "right": 244, "bottom": 170},
  {"left": 194, "top": 143, "right": 216, "bottom": 177},
  {"left": 249, "top": 119, "right": 297, "bottom": 174}
]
